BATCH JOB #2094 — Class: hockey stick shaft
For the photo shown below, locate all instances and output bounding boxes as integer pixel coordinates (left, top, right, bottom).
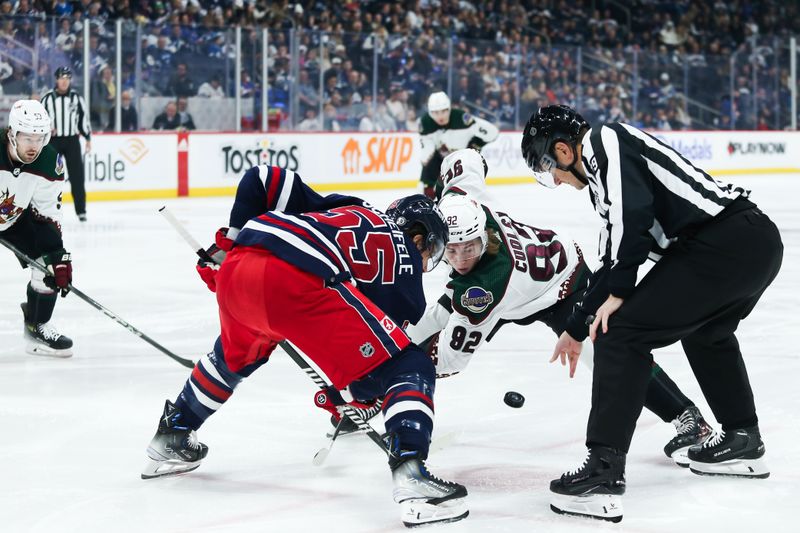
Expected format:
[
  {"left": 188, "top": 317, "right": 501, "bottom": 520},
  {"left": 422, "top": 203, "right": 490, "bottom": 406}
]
[
  {"left": 158, "top": 206, "right": 390, "bottom": 457},
  {"left": 0, "top": 238, "right": 193, "bottom": 368}
]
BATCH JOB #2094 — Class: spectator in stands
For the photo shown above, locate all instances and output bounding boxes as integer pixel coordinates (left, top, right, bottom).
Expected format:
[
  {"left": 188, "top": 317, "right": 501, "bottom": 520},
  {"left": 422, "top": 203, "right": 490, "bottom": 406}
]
[
  {"left": 322, "top": 103, "right": 341, "bottom": 132},
  {"left": 197, "top": 73, "right": 225, "bottom": 99},
  {"left": 165, "top": 62, "right": 195, "bottom": 97},
  {"left": 108, "top": 90, "right": 138, "bottom": 132},
  {"left": 386, "top": 85, "right": 408, "bottom": 130},
  {"left": 403, "top": 107, "right": 418, "bottom": 132},
  {"left": 297, "top": 68, "right": 319, "bottom": 114},
  {"left": 298, "top": 108, "right": 322, "bottom": 131},
  {"left": 91, "top": 63, "right": 115, "bottom": 130},
  {"left": 3, "top": 67, "right": 32, "bottom": 95},
  {"left": 176, "top": 96, "right": 196, "bottom": 130},
  {"left": 152, "top": 101, "right": 180, "bottom": 130}
]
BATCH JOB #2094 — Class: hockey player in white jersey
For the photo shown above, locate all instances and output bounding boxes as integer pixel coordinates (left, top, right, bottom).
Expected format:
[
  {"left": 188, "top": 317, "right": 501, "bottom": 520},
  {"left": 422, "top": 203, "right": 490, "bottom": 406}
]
[
  {"left": 418, "top": 92, "right": 498, "bottom": 199},
  {"left": 0, "top": 99, "right": 73, "bottom": 357},
  {"left": 405, "top": 149, "right": 712, "bottom": 466}
]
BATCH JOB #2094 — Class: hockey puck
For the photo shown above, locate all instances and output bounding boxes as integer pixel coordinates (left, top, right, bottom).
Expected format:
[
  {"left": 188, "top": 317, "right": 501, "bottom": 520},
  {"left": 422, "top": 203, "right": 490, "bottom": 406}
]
[{"left": 504, "top": 391, "right": 525, "bottom": 408}]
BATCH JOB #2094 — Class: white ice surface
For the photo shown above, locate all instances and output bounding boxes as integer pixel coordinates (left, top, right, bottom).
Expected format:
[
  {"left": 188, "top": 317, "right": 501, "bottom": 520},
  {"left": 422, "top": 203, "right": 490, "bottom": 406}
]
[{"left": 1, "top": 175, "right": 798, "bottom": 532}]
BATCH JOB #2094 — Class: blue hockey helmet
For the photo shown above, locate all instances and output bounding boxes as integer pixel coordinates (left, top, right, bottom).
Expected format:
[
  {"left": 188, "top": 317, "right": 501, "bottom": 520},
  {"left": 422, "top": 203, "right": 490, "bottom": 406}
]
[{"left": 386, "top": 194, "right": 449, "bottom": 271}]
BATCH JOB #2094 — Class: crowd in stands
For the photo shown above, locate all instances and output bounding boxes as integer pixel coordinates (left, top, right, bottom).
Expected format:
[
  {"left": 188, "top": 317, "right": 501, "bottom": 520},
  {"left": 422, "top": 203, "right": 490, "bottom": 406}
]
[{"left": 1, "top": 1, "right": 798, "bottom": 131}]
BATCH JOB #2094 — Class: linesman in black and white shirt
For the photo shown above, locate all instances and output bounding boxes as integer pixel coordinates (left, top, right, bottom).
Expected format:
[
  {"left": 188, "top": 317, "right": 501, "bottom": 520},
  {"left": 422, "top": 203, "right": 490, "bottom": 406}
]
[
  {"left": 521, "top": 105, "right": 783, "bottom": 522},
  {"left": 41, "top": 66, "right": 91, "bottom": 222}
]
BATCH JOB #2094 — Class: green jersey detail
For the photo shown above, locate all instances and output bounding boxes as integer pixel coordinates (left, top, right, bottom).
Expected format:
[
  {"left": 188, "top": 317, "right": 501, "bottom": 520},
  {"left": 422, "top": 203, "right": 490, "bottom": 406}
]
[
  {"left": 420, "top": 108, "right": 474, "bottom": 135},
  {"left": 447, "top": 210, "right": 513, "bottom": 324}
]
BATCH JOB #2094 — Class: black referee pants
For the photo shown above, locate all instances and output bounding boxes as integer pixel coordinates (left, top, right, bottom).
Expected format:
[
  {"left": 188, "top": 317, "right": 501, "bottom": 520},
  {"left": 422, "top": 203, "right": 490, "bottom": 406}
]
[
  {"left": 50, "top": 136, "right": 86, "bottom": 216},
  {"left": 587, "top": 201, "right": 783, "bottom": 453}
]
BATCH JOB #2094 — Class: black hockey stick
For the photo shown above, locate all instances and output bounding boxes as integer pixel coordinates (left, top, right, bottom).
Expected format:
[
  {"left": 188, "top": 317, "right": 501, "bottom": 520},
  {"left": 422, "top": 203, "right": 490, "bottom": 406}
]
[
  {"left": 158, "top": 206, "right": 390, "bottom": 461},
  {"left": 0, "top": 238, "right": 193, "bottom": 368}
]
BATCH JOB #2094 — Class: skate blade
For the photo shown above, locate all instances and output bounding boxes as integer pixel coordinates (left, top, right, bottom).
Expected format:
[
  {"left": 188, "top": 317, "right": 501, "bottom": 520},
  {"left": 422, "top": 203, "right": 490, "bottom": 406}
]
[
  {"left": 689, "top": 456, "right": 769, "bottom": 478},
  {"left": 670, "top": 447, "right": 691, "bottom": 468},
  {"left": 400, "top": 497, "right": 469, "bottom": 528},
  {"left": 550, "top": 493, "right": 623, "bottom": 523},
  {"left": 141, "top": 457, "right": 202, "bottom": 480},
  {"left": 26, "top": 342, "right": 73, "bottom": 358}
]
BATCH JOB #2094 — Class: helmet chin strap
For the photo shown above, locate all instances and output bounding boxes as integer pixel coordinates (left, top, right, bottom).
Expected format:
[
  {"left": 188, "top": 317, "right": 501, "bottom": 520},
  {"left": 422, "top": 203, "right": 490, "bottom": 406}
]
[{"left": 555, "top": 142, "right": 589, "bottom": 186}]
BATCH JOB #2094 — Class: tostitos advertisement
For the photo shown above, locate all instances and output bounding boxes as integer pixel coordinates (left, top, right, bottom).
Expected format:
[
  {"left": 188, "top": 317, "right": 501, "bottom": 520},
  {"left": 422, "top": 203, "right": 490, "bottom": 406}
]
[{"left": 74, "top": 130, "right": 800, "bottom": 201}]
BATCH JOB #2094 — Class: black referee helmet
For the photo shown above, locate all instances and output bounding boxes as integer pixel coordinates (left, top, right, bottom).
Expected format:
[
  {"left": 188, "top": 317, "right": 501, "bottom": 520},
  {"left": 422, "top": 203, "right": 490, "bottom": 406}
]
[{"left": 54, "top": 66, "right": 72, "bottom": 79}]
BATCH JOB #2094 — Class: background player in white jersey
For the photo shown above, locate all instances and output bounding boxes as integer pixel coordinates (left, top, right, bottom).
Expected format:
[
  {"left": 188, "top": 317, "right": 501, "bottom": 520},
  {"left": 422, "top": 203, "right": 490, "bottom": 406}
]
[
  {"left": 0, "top": 99, "right": 73, "bottom": 357},
  {"left": 405, "top": 149, "right": 711, "bottom": 464},
  {"left": 419, "top": 91, "right": 499, "bottom": 199}
]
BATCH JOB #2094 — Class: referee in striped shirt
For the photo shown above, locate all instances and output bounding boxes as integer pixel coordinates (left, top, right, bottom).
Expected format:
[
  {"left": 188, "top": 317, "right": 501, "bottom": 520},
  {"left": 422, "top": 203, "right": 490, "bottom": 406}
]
[
  {"left": 522, "top": 105, "right": 783, "bottom": 520},
  {"left": 41, "top": 66, "right": 91, "bottom": 222}
]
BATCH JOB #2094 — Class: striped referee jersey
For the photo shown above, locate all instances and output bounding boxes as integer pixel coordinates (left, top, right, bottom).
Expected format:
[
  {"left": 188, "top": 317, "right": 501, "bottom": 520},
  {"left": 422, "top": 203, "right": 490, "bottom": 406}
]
[
  {"left": 580, "top": 123, "right": 749, "bottom": 298},
  {"left": 40, "top": 88, "right": 92, "bottom": 139}
]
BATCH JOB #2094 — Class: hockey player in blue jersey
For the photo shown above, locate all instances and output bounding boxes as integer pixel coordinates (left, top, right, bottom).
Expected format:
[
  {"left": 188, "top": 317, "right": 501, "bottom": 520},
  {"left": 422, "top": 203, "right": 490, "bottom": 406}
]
[{"left": 142, "top": 164, "right": 468, "bottom": 527}]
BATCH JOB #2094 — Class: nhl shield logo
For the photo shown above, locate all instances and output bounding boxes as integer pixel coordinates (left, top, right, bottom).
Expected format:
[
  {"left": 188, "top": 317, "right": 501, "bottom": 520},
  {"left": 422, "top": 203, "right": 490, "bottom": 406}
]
[
  {"left": 359, "top": 342, "right": 375, "bottom": 358},
  {"left": 12, "top": 167, "right": 20, "bottom": 176}
]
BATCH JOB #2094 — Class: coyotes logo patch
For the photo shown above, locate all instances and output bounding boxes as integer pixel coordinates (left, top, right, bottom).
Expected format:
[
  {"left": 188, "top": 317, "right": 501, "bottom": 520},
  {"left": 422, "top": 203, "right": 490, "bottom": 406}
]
[{"left": 0, "top": 188, "right": 23, "bottom": 224}]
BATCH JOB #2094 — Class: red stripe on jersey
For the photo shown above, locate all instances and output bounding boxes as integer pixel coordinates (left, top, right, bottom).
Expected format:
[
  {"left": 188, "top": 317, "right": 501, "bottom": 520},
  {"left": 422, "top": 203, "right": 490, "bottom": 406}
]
[
  {"left": 191, "top": 365, "right": 232, "bottom": 401},
  {"left": 266, "top": 166, "right": 283, "bottom": 209}
]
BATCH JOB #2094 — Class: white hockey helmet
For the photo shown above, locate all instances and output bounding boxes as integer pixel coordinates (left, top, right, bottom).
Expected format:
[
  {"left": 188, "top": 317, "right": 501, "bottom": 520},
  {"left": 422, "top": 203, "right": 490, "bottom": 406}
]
[
  {"left": 427, "top": 91, "right": 451, "bottom": 112},
  {"left": 439, "top": 193, "right": 488, "bottom": 256},
  {"left": 7, "top": 99, "right": 51, "bottom": 163}
]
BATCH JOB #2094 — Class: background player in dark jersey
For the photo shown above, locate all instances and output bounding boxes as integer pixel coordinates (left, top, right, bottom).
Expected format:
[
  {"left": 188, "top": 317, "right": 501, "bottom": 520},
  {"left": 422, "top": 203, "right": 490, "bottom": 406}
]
[
  {"left": 0, "top": 99, "right": 73, "bottom": 357},
  {"left": 141, "top": 165, "right": 467, "bottom": 528},
  {"left": 522, "top": 105, "right": 783, "bottom": 522}
]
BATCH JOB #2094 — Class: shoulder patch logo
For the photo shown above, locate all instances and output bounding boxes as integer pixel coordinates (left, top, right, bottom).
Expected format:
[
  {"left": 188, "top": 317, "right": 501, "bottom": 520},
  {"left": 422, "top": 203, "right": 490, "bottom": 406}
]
[
  {"left": 462, "top": 112, "right": 474, "bottom": 125},
  {"left": 460, "top": 286, "right": 494, "bottom": 313},
  {"left": 55, "top": 153, "right": 65, "bottom": 175}
]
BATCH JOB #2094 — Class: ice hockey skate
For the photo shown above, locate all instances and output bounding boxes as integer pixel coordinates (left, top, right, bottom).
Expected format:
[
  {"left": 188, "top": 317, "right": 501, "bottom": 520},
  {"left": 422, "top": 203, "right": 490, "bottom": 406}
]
[
  {"left": 688, "top": 426, "right": 769, "bottom": 478},
  {"left": 390, "top": 447, "right": 468, "bottom": 528},
  {"left": 21, "top": 303, "right": 73, "bottom": 358},
  {"left": 142, "top": 400, "right": 208, "bottom": 480},
  {"left": 550, "top": 446, "right": 626, "bottom": 523},
  {"left": 664, "top": 406, "right": 713, "bottom": 467}
]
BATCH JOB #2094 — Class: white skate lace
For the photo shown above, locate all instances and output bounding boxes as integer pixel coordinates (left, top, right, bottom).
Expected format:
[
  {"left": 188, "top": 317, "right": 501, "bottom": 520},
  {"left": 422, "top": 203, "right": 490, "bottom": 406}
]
[
  {"left": 186, "top": 431, "right": 201, "bottom": 450},
  {"left": 702, "top": 429, "right": 726, "bottom": 448},
  {"left": 672, "top": 408, "right": 699, "bottom": 435},
  {"left": 37, "top": 322, "right": 61, "bottom": 341},
  {"left": 565, "top": 452, "right": 591, "bottom": 476}
]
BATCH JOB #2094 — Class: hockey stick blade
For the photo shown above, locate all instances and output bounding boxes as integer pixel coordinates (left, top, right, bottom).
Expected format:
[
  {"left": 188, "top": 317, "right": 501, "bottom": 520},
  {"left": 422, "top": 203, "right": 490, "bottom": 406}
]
[
  {"left": 313, "top": 416, "right": 348, "bottom": 466},
  {"left": 0, "top": 238, "right": 192, "bottom": 368}
]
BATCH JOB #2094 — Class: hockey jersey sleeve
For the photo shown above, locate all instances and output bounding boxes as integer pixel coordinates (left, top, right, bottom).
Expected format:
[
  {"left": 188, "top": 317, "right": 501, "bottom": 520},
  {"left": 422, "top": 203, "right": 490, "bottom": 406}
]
[
  {"left": 587, "top": 125, "right": 656, "bottom": 298},
  {"left": 28, "top": 154, "right": 66, "bottom": 251},
  {"left": 229, "top": 164, "right": 363, "bottom": 231},
  {"left": 438, "top": 149, "right": 496, "bottom": 205},
  {"left": 466, "top": 115, "right": 499, "bottom": 150}
]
